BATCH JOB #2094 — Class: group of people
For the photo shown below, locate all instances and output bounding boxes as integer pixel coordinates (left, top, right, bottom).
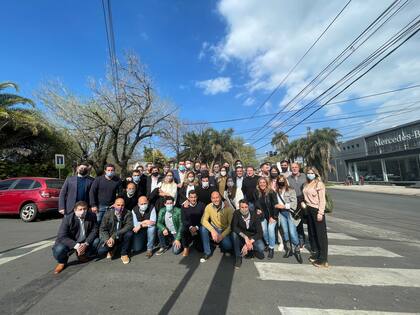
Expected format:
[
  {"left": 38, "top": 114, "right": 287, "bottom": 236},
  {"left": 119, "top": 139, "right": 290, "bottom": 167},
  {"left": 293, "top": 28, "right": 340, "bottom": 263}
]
[{"left": 54, "top": 159, "right": 328, "bottom": 274}]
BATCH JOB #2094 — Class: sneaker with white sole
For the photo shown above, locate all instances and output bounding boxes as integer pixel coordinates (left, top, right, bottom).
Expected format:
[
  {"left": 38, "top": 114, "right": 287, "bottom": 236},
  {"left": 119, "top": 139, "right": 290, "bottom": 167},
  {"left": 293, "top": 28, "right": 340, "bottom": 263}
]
[{"left": 200, "top": 255, "right": 210, "bottom": 263}]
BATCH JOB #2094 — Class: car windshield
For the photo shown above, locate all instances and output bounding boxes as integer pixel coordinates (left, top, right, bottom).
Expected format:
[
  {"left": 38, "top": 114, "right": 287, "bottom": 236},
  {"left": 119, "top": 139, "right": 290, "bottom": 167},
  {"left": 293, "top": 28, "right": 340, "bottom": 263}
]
[{"left": 45, "top": 179, "right": 64, "bottom": 189}]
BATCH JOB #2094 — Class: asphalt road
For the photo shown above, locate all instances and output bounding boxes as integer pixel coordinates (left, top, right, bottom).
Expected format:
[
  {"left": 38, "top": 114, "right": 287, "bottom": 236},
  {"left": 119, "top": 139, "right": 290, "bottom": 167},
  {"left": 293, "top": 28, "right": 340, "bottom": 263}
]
[{"left": 0, "top": 190, "right": 419, "bottom": 315}]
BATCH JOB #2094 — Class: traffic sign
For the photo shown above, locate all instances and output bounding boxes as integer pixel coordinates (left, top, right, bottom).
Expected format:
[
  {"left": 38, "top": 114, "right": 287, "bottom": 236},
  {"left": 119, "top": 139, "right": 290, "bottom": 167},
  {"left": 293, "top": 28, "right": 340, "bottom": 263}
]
[{"left": 55, "top": 154, "right": 65, "bottom": 169}]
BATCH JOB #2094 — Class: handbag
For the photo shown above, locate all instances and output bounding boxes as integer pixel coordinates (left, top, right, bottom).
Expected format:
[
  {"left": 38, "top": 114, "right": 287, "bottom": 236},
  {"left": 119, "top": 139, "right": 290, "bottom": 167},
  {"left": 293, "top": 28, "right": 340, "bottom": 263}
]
[{"left": 277, "top": 192, "right": 301, "bottom": 225}]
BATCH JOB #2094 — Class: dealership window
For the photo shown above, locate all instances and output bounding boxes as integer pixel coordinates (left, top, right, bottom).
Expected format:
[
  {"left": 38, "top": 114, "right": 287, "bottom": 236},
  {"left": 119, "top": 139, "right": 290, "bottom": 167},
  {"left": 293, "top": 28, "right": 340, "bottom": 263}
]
[
  {"left": 355, "top": 160, "right": 383, "bottom": 181},
  {"left": 385, "top": 155, "right": 420, "bottom": 181}
]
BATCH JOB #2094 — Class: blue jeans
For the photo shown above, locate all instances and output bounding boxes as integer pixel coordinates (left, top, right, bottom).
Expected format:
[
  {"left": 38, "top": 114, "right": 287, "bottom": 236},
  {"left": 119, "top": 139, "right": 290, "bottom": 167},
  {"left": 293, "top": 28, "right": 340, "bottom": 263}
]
[
  {"left": 279, "top": 211, "right": 299, "bottom": 246},
  {"left": 132, "top": 226, "right": 156, "bottom": 252},
  {"left": 157, "top": 230, "right": 183, "bottom": 255},
  {"left": 98, "top": 231, "right": 133, "bottom": 257},
  {"left": 96, "top": 205, "right": 109, "bottom": 225},
  {"left": 231, "top": 232, "right": 264, "bottom": 258},
  {"left": 200, "top": 225, "right": 233, "bottom": 256},
  {"left": 261, "top": 219, "right": 276, "bottom": 249},
  {"left": 52, "top": 238, "right": 100, "bottom": 264}
]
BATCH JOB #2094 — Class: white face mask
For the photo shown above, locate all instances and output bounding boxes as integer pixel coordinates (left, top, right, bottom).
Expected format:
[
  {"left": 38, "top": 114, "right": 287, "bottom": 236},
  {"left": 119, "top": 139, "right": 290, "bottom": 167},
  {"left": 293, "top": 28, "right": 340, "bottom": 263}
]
[
  {"left": 139, "top": 204, "right": 148, "bottom": 212},
  {"left": 220, "top": 171, "right": 227, "bottom": 177},
  {"left": 202, "top": 182, "right": 209, "bottom": 188}
]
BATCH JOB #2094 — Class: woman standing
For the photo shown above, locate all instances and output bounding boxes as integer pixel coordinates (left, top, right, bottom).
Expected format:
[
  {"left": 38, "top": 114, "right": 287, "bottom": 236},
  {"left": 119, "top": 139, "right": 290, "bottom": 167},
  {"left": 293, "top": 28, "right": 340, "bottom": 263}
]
[
  {"left": 269, "top": 165, "right": 280, "bottom": 191},
  {"left": 276, "top": 175, "right": 302, "bottom": 263},
  {"left": 224, "top": 177, "right": 237, "bottom": 210},
  {"left": 303, "top": 167, "right": 328, "bottom": 268},
  {"left": 254, "top": 177, "right": 278, "bottom": 259},
  {"left": 217, "top": 166, "right": 228, "bottom": 196}
]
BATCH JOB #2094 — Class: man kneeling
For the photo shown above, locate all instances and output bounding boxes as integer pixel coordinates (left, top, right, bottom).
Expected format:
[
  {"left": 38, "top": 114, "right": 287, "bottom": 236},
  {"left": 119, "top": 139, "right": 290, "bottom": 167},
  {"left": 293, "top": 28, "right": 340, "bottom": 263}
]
[
  {"left": 98, "top": 197, "right": 133, "bottom": 264},
  {"left": 232, "top": 199, "right": 265, "bottom": 269},
  {"left": 131, "top": 196, "right": 156, "bottom": 258},
  {"left": 52, "top": 201, "right": 99, "bottom": 274},
  {"left": 156, "top": 196, "right": 183, "bottom": 255}
]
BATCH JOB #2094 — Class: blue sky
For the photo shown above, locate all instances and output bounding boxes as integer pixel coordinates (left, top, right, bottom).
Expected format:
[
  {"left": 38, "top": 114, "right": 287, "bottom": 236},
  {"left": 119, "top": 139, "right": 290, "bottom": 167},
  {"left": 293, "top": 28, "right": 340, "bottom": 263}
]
[{"left": 2, "top": 0, "right": 420, "bottom": 155}]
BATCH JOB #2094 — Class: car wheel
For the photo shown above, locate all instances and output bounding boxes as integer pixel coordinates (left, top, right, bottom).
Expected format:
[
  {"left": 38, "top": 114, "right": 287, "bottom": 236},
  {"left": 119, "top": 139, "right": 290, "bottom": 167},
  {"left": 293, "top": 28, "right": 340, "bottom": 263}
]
[{"left": 20, "top": 203, "right": 38, "bottom": 222}]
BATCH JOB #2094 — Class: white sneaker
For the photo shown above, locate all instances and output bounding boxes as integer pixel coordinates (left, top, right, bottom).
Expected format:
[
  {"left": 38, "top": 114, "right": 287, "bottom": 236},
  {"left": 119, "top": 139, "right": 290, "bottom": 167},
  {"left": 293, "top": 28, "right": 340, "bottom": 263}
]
[{"left": 278, "top": 243, "right": 284, "bottom": 252}]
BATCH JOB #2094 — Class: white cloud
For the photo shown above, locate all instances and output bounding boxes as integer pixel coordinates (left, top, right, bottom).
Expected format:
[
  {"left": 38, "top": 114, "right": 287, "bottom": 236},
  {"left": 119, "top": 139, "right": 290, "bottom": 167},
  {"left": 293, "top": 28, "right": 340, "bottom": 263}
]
[
  {"left": 243, "top": 97, "right": 255, "bottom": 106},
  {"left": 212, "top": 0, "right": 420, "bottom": 137},
  {"left": 195, "top": 77, "right": 232, "bottom": 95}
]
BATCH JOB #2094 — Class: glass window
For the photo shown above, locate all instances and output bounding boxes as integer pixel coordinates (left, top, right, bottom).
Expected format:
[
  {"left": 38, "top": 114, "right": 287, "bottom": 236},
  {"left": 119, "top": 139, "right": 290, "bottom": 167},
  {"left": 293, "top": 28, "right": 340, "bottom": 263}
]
[
  {"left": 356, "top": 160, "right": 383, "bottom": 181},
  {"left": 385, "top": 159, "right": 402, "bottom": 181},
  {"left": 386, "top": 156, "right": 420, "bottom": 181},
  {"left": 13, "top": 179, "right": 35, "bottom": 190},
  {"left": 46, "top": 179, "right": 64, "bottom": 189},
  {"left": 0, "top": 179, "right": 16, "bottom": 191},
  {"left": 33, "top": 181, "right": 42, "bottom": 189}
]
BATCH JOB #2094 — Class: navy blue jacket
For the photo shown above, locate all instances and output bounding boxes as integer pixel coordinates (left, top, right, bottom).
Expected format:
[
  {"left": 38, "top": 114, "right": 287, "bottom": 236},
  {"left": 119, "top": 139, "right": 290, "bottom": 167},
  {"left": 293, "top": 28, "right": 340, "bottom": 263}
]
[{"left": 59, "top": 175, "right": 94, "bottom": 214}]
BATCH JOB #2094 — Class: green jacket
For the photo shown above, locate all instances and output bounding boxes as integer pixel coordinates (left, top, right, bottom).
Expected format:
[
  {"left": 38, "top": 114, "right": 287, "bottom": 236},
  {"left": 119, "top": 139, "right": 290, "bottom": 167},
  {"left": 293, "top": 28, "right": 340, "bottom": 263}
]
[{"left": 157, "top": 207, "right": 183, "bottom": 241}]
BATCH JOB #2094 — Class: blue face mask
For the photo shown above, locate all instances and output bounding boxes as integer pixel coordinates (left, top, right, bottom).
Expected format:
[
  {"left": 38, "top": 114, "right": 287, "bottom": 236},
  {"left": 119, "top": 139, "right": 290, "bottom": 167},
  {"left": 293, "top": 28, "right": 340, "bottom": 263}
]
[
  {"left": 307, "top": 174, "right": 316, "bottom": 181},
  {"left": 166, "top": 205, "right": 173, "bottom": 212},
  {"left": 179, "top": 165, "right": 186, "bottom": 171},
  {"left": 106, "top": 171, "right": 115, "bottom": 178},
  {"left": 132, "top": 175, "right": 140, "bottom": 183}
]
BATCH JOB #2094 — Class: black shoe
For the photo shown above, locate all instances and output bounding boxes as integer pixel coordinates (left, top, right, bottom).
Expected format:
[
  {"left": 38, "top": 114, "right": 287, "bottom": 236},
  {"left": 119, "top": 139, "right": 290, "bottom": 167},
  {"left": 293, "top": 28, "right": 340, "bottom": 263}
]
[
  {"left": 264, "top": 245, "right": 269, "bottom": 252},
  {"left": 308, "top": 251, "right": 318, "bottom": 263},
  {"left": 283, "top": 242, "right": 292, "bottom": 258},
  {"left": 235, "top": 257, "right": 242, "bottom": 269},
  {"left": 200, "top": 255, "right": 210, "bottom": 263},
  {"left": 255, "top": 251, "right": 265, "bottom": 260},
  {"left": 268, "top": 248, "right": 274, "bottom": 260},
  {"left": 294, "top": 247, "right": 303, "bottom": 264},
  {"left": 244, "top": 252, "right": 254, "bottom": 259}
]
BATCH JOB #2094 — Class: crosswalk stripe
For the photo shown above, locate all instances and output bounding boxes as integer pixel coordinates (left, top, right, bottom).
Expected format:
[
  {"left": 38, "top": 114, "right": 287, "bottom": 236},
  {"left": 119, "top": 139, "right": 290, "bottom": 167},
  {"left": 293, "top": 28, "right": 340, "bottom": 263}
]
[
  {"left": 275, "top": 245, "right": 401, "bottom": 257},
  {"left": 327, "top": 232, "right": 358, "bottom": 240},
  {"left": 278, "top": 307, "right": 419, "bottom": 315},
  {"left": 255, "top": 262, "right": 420, "bottom": 287},
  {"left": 0, "top": 240, "right": 54, "bottom": 266}
]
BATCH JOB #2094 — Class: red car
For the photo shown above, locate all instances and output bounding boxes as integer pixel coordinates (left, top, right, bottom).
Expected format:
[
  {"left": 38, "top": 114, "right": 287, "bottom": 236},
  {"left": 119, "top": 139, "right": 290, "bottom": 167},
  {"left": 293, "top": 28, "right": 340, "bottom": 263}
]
[{"left": 0, "top": 177, "right": 64, "bottom": 222}]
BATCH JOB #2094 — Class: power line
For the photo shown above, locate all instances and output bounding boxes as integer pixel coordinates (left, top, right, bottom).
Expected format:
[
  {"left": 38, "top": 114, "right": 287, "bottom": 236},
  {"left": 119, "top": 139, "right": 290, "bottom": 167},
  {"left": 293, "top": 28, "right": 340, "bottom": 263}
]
[
  {"left": 248, "top": 0, "right": 352, "bottom": 119},
  {"left": 249, "top": 0, "right": 409, "bottom": 142}
]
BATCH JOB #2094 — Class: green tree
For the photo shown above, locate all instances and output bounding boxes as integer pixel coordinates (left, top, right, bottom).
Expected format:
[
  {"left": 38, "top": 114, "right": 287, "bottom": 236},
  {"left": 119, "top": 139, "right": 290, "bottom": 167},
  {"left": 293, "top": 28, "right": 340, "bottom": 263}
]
[{"left": 143, "top": 147, "right": 167, "bottom": 166}]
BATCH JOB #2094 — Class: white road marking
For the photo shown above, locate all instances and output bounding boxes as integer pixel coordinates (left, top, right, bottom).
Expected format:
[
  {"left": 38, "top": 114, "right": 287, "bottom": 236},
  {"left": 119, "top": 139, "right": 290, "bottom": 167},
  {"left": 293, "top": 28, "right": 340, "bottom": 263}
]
[
  {"left": 327, "top": 232, "right": 358, "bottom": 240},
  {"left": 278, "top": 307, "right": 419, "bottom": 315},
  {"left": 255, "top": 262, "right": 420, "bottom": 287},
  {"left": 276, "top": 245, "right": 401, "bottom": 257},
  {"left": 0, "top": 240, "right": 54, "bottom": 266}
]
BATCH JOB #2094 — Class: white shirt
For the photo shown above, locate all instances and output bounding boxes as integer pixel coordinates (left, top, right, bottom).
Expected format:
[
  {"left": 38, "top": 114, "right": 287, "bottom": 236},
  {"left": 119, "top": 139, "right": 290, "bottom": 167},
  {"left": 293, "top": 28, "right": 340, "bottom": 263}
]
[
  {"left": 151, "top": 176, "right": 159, "bottom": 192},
  {"left": 236, "top": 176, "right": 244, "bottom": 190}
]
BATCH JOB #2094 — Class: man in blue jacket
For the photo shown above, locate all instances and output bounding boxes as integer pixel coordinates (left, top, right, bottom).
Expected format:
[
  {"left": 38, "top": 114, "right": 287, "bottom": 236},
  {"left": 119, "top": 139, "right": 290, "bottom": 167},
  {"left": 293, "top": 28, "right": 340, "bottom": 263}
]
[{"left": 59, "top": 161, "right": 94, "bottom": 215}]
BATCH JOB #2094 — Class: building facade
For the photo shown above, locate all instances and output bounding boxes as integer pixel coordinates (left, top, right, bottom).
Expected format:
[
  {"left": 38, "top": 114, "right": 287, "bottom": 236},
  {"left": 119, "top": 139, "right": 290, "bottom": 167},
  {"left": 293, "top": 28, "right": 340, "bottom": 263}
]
[{"left": 330, "top": 120, "right": 420, "bottom": 185}]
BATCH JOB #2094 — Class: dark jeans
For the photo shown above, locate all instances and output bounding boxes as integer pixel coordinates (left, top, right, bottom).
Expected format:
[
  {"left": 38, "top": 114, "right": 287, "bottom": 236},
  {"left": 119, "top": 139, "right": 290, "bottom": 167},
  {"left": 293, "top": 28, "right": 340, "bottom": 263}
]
[
  {"left": 158, "top": 230, "right": 183, "bottom": 255},
  {"left": 231, "top": 232, "right": 264, "bottom": 258},
  {"left": 52, "top": 238, "right": 100, "bottom": 264},
  {"left": 181, "top": 228, "right": 203, "bottom": 252},
  {"left": 307, "top": 206, "right": 328, "bottom": 263},
  {"left": 200, "top": 225, "right": 233, "bottom": 256},
  {"left": 296, "top": 219, "right": 306, "bottom": 246},
  {"left": 98, "top": 231, "right": 133, "bottom": 257}
]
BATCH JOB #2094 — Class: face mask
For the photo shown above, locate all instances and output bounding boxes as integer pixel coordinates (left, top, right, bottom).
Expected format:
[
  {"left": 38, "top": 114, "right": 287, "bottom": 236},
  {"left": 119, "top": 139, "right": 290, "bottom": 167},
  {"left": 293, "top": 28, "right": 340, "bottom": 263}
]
[
  {"left": 78, "top": 169, "right": 88, "bottom": 176},
  {"left": 179, "top": 165, "right": 186, "bottom": 171},
  {"left": 240, "top": 209, "right": 249, "bottom": 217},
  {"left": 281, "top": 167, "right": 288, "bottom": 173},
  {"left": 106, "top": 171, "right": 115, "bottom": 178},
  {"left": 127, "top": 189, "right": 136, "bottom": 196},
  {"left": 75, "top": 210, "right": 87, "bottom": 219},
  {"left": 278, "top": 181, "right": 285, "bottom": 187},
  {"left": 186, "top": 164, "right": 192, "bottom": 169},
  {"left": 270, "top": 173, "right": 278, "bottom": 179},
  {"left": 307, "top": 174, "right": 316, "bottom": 181},
  {"left": 227, "top": 181, "right": 234, "bottom": 188},
  {"left": 202, "top": 182, "right": 209, "bottom": 188},
  {"left": 132, "top": 175, "right": 140, "bottom": 183},
  {"left": 152, "top": 172, "right": 159, "bottom": 177},
  {"left": 139, "top": 204, "right": 148, "bottom": 212},
  {"left": 188, "top": 177, "right": 194, "bottom": 182},
  {"left": 166, "top": 205, "right": 173, "bottom": 211},
  {"left": 114, "top": 206, "right": 124, "bottom": 215},
  {"left": 220, "top": 171, "right": 227, "bottom": 177}
]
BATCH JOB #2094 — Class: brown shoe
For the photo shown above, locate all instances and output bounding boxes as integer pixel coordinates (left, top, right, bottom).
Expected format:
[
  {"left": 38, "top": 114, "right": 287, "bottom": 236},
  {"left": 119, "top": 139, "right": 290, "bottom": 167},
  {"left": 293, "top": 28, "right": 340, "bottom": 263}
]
[
  {"left": 121, "top": 255, "right": 130, "bottom": 264},
  {"left": 312, "top": 260, "right": 329, "bottom": 268},
  {"left": 146, "top": 250, "right": 153, "bottom": 259},
  {"left": 77, "top": 255, "right": 90, "bottom": 263},
  {"left": 182, "top": 247, "right": 190, "bottom": 257},
  {"left": 54, "top": 263, "right": 65, "bottom": 274}
]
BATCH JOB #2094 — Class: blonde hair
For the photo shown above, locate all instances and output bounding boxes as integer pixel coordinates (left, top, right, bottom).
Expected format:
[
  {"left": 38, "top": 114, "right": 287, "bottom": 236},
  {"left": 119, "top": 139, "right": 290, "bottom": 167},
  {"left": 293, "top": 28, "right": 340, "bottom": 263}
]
[{"left": 256, "top": 177, "right": 273, "bottom": 196}]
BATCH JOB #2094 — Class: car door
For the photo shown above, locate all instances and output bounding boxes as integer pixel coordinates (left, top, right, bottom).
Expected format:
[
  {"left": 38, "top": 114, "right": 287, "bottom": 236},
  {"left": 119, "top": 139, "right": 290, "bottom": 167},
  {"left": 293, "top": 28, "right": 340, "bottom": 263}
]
[
  {"left": 0, "top": 179, "right": 18, "bottom": 212},
  {"left": 8, "top": 179, "right": 36, "bottom": 213}
]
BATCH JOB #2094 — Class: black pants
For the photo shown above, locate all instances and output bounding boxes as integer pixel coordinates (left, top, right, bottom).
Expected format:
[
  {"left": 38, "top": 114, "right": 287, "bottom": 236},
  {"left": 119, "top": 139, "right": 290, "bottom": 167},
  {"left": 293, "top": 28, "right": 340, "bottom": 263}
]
[
  {"left": 307, "top": 206, "right": 328, "bottom": 263},
  {"left": 181, "top": 228, "right": 203, "bottom": 252},
  {"left": 98, "top": 231, "right": 133, "bottom": 257}
]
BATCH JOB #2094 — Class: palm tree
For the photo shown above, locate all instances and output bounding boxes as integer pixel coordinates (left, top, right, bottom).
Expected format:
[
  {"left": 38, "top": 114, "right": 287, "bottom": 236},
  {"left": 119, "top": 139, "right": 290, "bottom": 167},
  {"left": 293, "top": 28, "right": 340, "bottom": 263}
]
[
  {"left": 0, "top": 82, "right": 35, "bottom": 132},
  {"left": 271, "top": 131, "right": 289, "bottom": 153}
]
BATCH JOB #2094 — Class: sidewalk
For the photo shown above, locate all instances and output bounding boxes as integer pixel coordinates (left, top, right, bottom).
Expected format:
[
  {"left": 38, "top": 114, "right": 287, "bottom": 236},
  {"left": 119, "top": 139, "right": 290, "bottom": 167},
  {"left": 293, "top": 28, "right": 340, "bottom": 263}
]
[{"left": 329, "top": 184, "right": 420, "bottom": 197}]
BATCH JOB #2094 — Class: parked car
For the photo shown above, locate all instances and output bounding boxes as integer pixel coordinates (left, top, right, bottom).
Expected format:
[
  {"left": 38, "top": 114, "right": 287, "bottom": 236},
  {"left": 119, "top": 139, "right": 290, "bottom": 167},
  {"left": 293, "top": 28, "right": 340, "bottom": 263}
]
[{"left": 0, "top": 177, "right": 64, "bottom": 222}]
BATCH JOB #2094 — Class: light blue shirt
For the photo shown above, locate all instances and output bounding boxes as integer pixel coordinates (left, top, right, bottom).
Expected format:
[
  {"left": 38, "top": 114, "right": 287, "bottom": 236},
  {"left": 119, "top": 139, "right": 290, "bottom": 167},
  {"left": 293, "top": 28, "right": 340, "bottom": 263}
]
[{"left": 132, "top": 207, "right": 156, "bottom": 228}]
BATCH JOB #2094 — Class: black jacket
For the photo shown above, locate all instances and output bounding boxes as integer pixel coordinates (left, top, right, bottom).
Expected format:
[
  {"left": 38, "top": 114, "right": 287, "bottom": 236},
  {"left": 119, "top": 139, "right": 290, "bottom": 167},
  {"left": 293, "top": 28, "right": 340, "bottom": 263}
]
[
  {"left": 253, "top": 190, "right": 279, "bottom": 220},
  {"left": 59, "top": 175, "right": 95, "bottom": 214},
  {"left": 231, "top": 210, "right": 263, "bottom": 240},
  {"left": 242, "top": 175, "right": 260, "bottom": 203},
  {"left": 196, "top": 185, "right": 216, "bottom": 206},
  {"left": 55, "top": 211, "right": 98, "bottom": 248},
  {"left": 181, "top": 202, "right": 205, "bottom": 229},
  {"left": 99, "top": 208, "right": 133, "bottom": 241}
]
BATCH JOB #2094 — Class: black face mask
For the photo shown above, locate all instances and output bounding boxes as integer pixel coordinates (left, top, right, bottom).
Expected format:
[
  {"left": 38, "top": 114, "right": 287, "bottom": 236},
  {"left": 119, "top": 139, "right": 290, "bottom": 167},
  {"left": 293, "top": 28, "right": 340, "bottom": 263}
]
[
  {"left": 79, "top": 169, "right": 88, "bottom": 176},
  {"left": 281, "top": 168, "right": 288, "bottom": 173},
  {"left": 270, "top": 173, "right": 278, "bottom": 179},
  {"left": 278, "top": 181, "right": 285, "bottom": 187},
  {"left": 152, "top": 172, "right": 159, "bottom": 177}
]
